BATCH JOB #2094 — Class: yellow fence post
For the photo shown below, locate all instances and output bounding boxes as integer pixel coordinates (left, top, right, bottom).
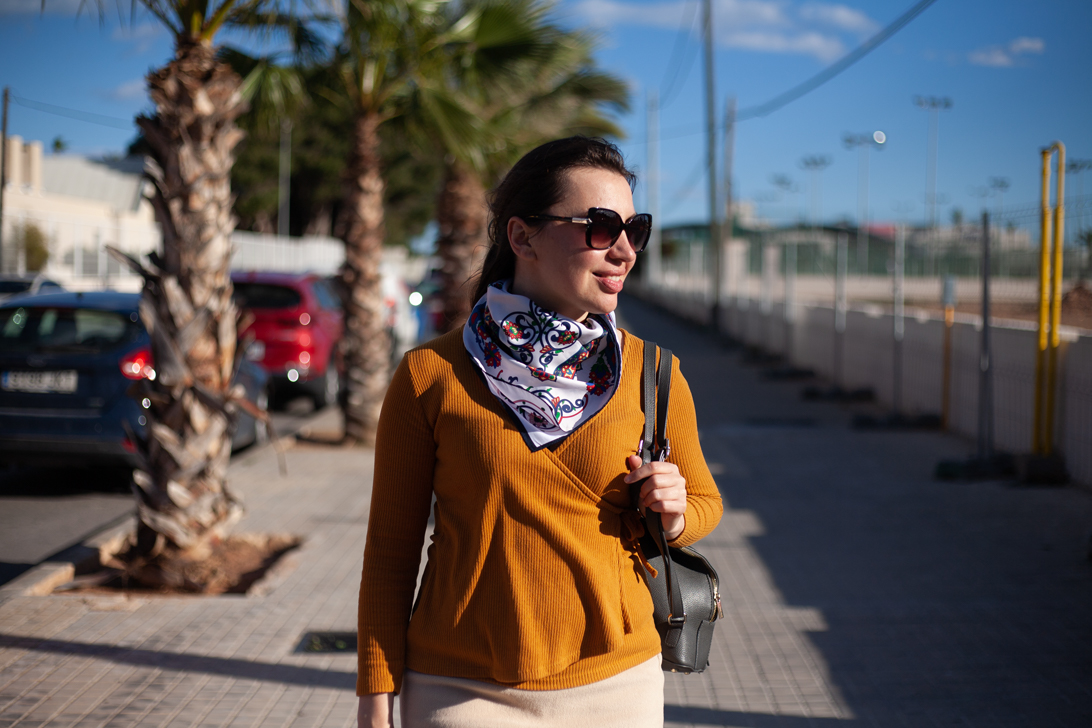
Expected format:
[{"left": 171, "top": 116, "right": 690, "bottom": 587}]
[
  {"left": 1033, "top": 142, "right": 1065, "bottom": 457},
  {"left": 1045, "top": 142, "right": 1065, "bottom": 454}
]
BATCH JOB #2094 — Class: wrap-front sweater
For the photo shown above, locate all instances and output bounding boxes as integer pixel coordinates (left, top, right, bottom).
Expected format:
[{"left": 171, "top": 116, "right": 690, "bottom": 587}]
[{"left": 356, "top": 328, "right": 722, "bottom": 695}]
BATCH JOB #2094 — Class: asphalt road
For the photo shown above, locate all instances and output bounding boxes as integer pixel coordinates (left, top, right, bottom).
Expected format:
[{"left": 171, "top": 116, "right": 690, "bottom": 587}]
[{"left": 0, "top": 396, "right": 328, "bottom": 588}]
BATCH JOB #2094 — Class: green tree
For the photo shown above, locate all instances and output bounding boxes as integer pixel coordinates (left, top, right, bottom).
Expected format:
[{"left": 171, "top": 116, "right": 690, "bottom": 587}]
[
  {"left": 230, "top": 64, "right": 442, "bottom": 242},
  {"left": 329, "top": 0, "right": 506, "bottom": 444},
  {"left": 426, "top": 2, "right": 629, "bottom": 330},
  {"left": 15, "top": 222, "right": 50, "bottom": 271}
]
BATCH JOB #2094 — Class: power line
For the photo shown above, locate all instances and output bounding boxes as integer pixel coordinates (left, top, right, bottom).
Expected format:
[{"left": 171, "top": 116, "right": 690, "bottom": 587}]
[
  {"left": 669, "top": 156, "right": 711, "bottom": 207},
  {"left": 9, "top": 92, "right": 134, "bottom": 130},
  {"left": 737, "top": 0, "right": 941, "bottom": 120},
  {"left": 658, "top": 0, "right": 701, "bottom": 109}
]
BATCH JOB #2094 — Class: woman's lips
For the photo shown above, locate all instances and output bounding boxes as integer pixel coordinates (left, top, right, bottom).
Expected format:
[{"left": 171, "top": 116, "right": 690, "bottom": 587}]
[{"left": 594, "top": 273, "right": 626, "bottom": 294}]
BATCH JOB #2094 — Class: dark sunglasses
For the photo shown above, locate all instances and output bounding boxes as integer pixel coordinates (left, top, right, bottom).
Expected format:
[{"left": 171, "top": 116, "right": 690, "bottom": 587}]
[{"left": 525, "top": 208, "right": 653, "bottom": 253}]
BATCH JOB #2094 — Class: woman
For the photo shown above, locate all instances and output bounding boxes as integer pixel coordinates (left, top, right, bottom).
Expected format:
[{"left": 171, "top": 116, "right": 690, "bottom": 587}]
[{"left": 357, "top": 136, "right": 722, "bottom": 727}]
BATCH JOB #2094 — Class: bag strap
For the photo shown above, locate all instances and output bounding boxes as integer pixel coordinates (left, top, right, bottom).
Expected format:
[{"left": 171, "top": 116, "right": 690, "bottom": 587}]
[
  {"left": 640, "top": 341, "right": 686, "bottom": 630},
  {"left": 641, "top": 340, "right": 656, "bottom": 467}
]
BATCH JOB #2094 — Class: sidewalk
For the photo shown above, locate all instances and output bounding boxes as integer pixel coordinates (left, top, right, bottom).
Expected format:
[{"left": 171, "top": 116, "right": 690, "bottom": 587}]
[{"left": 2, "top": 295, "right": 1091, "bottom": 728}]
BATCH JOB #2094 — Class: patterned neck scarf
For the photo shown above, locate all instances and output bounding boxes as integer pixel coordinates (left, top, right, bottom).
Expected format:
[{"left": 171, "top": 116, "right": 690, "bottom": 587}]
[{"left": 463, "top": 280, "right": 622, "bottom": 450}]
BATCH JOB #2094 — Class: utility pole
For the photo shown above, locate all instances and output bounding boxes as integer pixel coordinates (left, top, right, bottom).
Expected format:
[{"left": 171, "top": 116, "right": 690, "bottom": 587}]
[
  {"left": 978, "top": 211, "right": 994, "bottom": 461},
  {"left": 1, "top": 87, "right": 9, "bottom": 271},
  {"left": 723, "top": 96, "right": 736, "bottom": 300},
  {"left": 703, "top": 0, "right": 720, "bottom": 329},
  {"left": 646, "top": 90, "right": 661, "bottom": 286}
]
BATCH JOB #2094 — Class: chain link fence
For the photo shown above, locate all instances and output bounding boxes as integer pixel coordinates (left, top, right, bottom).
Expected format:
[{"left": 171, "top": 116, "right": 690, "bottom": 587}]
[{"left": 632, "top": 194, "right": 1092, "bottom": 488}]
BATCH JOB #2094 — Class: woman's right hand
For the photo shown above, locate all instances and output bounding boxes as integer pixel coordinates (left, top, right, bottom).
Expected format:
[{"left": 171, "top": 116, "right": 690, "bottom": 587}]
[{"left": 358, "top": 693, "right": 394, "bottom": 728}]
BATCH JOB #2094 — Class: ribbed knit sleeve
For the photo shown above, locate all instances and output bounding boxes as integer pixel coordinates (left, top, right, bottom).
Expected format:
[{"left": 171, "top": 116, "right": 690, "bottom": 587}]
[
  {"left": 664, "top": 356, "right": 723, "bottom": 548},
  {"left": 357, "top": 355, "right": 436, "bottom": 695}
]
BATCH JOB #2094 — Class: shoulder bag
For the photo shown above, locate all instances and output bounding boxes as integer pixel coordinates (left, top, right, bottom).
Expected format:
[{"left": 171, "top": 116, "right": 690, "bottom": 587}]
[{"left": 635, "top": 339, "right": 723, "bottom": 674}]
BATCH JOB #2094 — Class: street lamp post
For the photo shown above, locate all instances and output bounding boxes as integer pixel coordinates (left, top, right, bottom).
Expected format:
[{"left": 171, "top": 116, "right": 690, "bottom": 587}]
[
  {"left": 843, "top": 131, "right": 886, "bottom": 275},
  {"left": 989, "top": 176, "right": 1010, "bottom": 220},
  {"left": 799, "top": 155, "right": 832, "bottom": 225},
  {"left": 913, "top": 95, "right": 953, "bottom": 229},
  {"left": 770, "top": 174, "right": 801, "bottom": 224}
]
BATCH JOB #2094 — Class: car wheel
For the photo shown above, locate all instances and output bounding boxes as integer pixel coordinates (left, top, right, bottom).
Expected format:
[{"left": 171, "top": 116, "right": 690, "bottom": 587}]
[{"left": 314, "top": 360, "right": 340, "bottom": 409}]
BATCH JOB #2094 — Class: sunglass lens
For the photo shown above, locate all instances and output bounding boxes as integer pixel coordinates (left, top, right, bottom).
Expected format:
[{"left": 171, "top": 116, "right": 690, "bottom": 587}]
[
  {"left": 587, "top": 209, "right": 624, "bottom": 249},
  {"left": 627, "top": 214, "right": 652, "bottom": 252}
]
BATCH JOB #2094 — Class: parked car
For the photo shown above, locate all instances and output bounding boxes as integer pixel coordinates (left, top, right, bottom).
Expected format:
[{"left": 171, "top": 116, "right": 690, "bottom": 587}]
[
  {"left": 0, "top": 273, "right": 63, "bottom": 302},
  {"left": 0, "top": 291, "right": 268, "bottom": 468},
  {"left": 232, "top": 271, "right": 343, "bottom": 408}
]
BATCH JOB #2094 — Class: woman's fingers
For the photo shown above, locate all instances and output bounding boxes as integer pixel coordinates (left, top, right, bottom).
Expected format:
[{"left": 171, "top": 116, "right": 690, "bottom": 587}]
[{"left": 624, "top": 461, "right": 688, "bottom": 514}]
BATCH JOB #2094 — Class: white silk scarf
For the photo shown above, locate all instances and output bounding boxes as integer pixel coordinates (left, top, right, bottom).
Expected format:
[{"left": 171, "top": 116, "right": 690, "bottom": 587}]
[{"left": 463, "top": 281, "right": 622, "bottom": 450}]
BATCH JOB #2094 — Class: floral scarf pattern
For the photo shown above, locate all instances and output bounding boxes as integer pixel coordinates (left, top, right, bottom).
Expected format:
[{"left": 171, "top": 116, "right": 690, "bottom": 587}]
[{"left": 463, "top": 280, "right": 621, "bottom": 449}]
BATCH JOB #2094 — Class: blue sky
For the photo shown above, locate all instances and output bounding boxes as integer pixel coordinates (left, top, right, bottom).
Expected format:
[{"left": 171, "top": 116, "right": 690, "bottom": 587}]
[{"left": 1, "top": 0, "right": 1090, "bottom": 234}]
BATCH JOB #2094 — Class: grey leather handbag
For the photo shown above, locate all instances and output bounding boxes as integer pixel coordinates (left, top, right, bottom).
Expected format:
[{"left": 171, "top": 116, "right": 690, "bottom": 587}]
[{"left": 635, "top": 340, "right": 722, "bottom": 674}]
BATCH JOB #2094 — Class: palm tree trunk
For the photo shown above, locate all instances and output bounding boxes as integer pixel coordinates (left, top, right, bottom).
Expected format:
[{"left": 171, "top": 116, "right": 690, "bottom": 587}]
[
  {"left": 435, "top": 161, "right": 488, "bottom": 332},
  {"left": 337, "top": 109, "right": 391, "bottom": 445},
  {"left": 123, "top": 40, "right": 246, "bottom": 573}
]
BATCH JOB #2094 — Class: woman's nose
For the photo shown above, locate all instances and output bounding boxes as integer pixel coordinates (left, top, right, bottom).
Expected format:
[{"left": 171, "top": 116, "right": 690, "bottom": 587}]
[{"left": 609, "top": 232, "right": 638, "bottom": 262}]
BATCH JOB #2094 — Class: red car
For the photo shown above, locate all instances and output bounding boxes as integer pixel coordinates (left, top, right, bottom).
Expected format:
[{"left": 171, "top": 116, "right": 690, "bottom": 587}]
[{"left": 232, "top": 271, "right": 343, "bottom": 408}]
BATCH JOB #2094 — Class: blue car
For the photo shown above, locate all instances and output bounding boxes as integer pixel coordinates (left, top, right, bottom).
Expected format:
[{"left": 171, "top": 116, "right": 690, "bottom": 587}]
[{"left": 0, "top": 291, "right": 268, "bottom": 468}]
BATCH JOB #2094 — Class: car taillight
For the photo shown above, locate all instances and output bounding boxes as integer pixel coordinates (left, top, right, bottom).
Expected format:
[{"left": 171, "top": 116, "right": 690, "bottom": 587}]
[{"left": 120, "top": 347, "right": 156, "bottom": 380}]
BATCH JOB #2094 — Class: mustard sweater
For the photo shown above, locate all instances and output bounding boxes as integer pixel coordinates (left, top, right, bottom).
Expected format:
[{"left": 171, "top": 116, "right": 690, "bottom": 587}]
[{"left": 356, "top": 328, "right": 722, "bottom": 695}]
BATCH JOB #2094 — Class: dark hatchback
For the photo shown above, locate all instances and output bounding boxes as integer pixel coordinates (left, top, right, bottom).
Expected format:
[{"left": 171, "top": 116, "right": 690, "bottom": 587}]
[{"left": 0, "top": 291, "right": 268, "bottom": 467}]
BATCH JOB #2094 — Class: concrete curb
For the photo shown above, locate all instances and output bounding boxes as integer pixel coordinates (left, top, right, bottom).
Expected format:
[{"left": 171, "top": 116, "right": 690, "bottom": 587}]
[{"left": 0, "top": 405, "right": 339, "bottom": 604}]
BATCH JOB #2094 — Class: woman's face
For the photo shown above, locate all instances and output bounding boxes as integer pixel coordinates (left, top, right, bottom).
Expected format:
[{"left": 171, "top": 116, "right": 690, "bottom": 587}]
[{"left": 508, "top": 167, "right": 639, "bottom": 321}]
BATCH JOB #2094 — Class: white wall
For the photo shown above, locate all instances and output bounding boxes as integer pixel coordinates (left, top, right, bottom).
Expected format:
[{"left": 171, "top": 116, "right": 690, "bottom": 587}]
[{"left": 630, "top": 282, "right": 1092, "bottom": 489}]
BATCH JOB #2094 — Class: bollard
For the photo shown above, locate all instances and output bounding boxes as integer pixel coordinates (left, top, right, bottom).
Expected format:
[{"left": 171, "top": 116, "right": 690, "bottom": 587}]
[{"left": 893, "top": 224, "right": 905, "bottom": 415}]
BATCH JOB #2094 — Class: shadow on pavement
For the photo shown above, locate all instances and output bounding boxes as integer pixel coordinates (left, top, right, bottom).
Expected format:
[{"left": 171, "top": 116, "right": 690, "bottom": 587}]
[
  {"left": 0, "top": 465, "right": 132, "bottom": 496},
  {"left": 665, "top": 705, "right": 860, "bottom": 726},
  {"left": 0, "top": 633, "right": 356, "bottom": 691},
  {"left": 618, "top": 294, "right": 1092, "bottom": 726}
]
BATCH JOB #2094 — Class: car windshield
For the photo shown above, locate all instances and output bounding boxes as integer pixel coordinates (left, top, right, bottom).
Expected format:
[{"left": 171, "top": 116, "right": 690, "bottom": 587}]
[
  {"left": 233, "top": 283, "right": 301, "bottom": 310},
  {"left": 1, "top": 306, "right": 140, "bottom": 352},
  {"left": 0, "top": 280, "right": 33, "bottom": 293}
]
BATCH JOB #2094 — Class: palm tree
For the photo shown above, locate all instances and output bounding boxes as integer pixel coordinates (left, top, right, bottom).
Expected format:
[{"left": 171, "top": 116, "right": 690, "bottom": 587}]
[
  {"left": 74, "top": 0, "right": 314, "bottom": 585},
  {"left": 429, "top": 11, "right": 630, "bottom": 330},
  {"left": 331, "top": 0, "right": 536, "bottom": 444}
]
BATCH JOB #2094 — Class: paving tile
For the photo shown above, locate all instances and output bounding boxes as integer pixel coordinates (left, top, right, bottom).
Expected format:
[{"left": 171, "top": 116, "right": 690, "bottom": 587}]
[{"left": 3, "top": 296, "right": 1092, "bottom": 727}]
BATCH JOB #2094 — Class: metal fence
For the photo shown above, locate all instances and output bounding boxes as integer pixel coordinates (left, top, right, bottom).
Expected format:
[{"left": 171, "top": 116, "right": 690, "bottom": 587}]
[{"left": 633, "top": 198, "right": 1092, "bottom": 488}]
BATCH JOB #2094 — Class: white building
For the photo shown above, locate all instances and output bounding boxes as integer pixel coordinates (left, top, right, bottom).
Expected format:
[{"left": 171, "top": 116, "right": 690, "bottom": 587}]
[
  {"left": 0, "top": 136, "right": 366, "bottom": 289},
  {"left": 1, "top": 135, "right": 157, "bottom": 290}
]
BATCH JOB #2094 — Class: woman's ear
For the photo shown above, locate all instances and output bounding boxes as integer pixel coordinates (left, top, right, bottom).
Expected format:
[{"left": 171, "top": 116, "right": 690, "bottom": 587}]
[{"left": 507, "top": 216, "right": 538, "bottom": 262}]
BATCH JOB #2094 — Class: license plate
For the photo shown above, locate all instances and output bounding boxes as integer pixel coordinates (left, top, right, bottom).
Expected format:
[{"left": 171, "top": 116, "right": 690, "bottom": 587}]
[{"left": 2, "top": 370, "right": 79, "bottom": 393}]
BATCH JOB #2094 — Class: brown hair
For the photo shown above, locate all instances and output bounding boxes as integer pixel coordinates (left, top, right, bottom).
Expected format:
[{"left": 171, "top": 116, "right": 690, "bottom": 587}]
[{"left": 471, "top": 136, "right": 637, "bottom": 303}]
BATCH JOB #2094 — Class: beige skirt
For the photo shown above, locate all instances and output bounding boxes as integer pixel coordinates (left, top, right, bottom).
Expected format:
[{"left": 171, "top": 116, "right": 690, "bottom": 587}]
[{"left": 399, "top": 655, "right": 664, "bottom": 728}]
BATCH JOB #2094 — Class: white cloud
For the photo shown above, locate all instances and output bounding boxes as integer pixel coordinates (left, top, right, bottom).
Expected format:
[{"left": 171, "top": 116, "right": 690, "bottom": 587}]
[
  {"left": 569, "top": 0, "right": 877, "bottom": 63},
  {"left": 968, "top": 47, "right": 1012, "bottom": 67},
  {"left": 798, "top": 3, "right": 878, "bottom": 34},
  {"left": 104, "top": 79, "right": 147, "bottom": 102},
  {"left": 111, "top": 21, "right": 166, "bottom": 54},
  {"left": 1009, "top": 36, "right": 1044, "bottom": 54},
  {"left": 968, "top": 36, "right": 1045, "bottom": 68},
  {"left": 0, "top": 0, "right": 83, "bottom": 15},
  {"left": 723, "top": 30, "right": 845, "bottom": 62}
]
